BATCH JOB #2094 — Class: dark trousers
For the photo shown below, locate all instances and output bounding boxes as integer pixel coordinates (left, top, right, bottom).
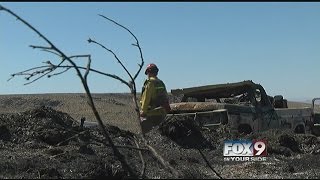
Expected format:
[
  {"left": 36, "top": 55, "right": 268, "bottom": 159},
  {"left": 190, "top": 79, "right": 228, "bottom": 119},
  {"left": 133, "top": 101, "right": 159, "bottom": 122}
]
[{"left": 141, "top": 114, "right": 165, "bottom": 134}]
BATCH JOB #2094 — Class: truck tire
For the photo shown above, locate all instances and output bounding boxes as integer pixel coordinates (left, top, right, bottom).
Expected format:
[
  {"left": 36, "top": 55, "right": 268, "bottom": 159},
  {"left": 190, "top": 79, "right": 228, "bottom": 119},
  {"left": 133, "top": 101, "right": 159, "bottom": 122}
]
[{"left": 312, "top": 126, "right": 320, "bottom": 136}]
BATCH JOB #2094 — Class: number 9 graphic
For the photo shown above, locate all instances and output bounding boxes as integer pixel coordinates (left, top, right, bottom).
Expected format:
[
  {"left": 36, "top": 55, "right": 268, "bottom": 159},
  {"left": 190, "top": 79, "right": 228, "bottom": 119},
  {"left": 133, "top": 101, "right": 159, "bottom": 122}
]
[{"left": 254, "top": 141, "right": 266, "bottom": 156}]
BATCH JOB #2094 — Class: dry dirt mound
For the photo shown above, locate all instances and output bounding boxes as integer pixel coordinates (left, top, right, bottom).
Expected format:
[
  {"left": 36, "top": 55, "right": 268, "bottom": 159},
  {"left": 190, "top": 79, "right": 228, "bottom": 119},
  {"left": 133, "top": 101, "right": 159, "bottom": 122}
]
[
  {"left": 1, "top": 106, "right": 320, "bottom": 179},
  {"left": 0, "top": 106, "right": 140, "bottom": 179}
]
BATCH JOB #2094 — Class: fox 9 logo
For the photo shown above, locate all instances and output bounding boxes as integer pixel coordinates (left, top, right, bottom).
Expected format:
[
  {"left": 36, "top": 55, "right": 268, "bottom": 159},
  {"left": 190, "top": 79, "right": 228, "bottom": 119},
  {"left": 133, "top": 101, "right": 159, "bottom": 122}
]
[{"left": 223, "top": 140, "right": 267, "bottom": 157}]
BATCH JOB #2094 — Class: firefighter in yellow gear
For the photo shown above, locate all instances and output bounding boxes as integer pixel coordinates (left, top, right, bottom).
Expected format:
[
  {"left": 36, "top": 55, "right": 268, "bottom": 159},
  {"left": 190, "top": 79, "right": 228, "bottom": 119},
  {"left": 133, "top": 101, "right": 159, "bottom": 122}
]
[{"left": 140, "top": 63, "right": 171, "bottom": 134}]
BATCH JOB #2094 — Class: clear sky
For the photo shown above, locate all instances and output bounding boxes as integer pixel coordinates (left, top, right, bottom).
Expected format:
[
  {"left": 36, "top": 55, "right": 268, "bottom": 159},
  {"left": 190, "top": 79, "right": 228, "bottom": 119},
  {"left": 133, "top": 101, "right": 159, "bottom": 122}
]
[{"left": 0, "top": 2, "right": 319, "bottom": 101}]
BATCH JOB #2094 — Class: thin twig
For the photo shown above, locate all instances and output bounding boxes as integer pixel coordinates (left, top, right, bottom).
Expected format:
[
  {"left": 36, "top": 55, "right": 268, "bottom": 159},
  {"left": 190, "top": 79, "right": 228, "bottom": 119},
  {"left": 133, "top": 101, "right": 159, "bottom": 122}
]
[
  {"left": 88, "top": 38, "right": 134, "bottom": 83},
  {"left": 56, "top": 130, "right": 148, "bottom": 151},
  {"left": 134, "top": 136, "right": 146, "bottom": 178},
  {"left": 145, "top": 142, "right": 181, "bottom": 178},
  {"left": 84, "top": 55, "right": 91, "bottom": 81},
  {"left": 56, "top": 131, "right": 87, "bottom": 146},
  {"left": 23, "top": 69, "right": 54, "bottom": 85},
  {"left": 198, "top": 149, "right": 223, "bottom": 179},
  {"left": 192, "top": 113, "right": 223, "bottom": 179},
  {"left": 48, "top": 67, "right": 71, "bottom": 78},
  {"left": 30, "top": 45, "right": 52, "bottom": 50},
  {"left": 98, "top": 14, "right": 144, "bottom": 81},
  {"left": 41, "top": 49, "right": 61, "bottom": 56},
  {"left": 9, "top": 64, "right": 129, "bottom": 87},
  {"left": 93, "top": 15, "right": 144, "bottom": 134}
]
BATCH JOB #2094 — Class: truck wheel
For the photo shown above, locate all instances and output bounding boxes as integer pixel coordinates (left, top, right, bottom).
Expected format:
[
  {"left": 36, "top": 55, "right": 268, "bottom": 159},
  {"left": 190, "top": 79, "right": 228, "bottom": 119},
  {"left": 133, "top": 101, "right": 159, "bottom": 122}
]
[{"left": 312, "top": 126, "right": 320, "bottom": 136}]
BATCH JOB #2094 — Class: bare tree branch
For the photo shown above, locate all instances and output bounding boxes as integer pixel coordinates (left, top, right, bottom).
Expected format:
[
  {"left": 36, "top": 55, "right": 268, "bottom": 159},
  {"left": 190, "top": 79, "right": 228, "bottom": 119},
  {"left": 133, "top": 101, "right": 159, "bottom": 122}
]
[
  {"left": 145, "top": 143, "right": 182, "bottom": 178},
  {"left": 56, "top": 130, "right": 148, "bottom": 152},
  {"left": 41, "top": 49, "right": 61, "bottom": 56},
  {"left": 198, "top": 149, "right": 223, "bottom": 179},
  {"left": 0, "top": 5, "right": 63, "bottom": 58},
  {"left": 8, "top": 65, "right": 50, "bottom": 77},
  {"left": 98, "top": 14, "right": 144, "bottom": 81},
  {"left": 133, "top": 136, "right": 146, "bottom": 178},
  {"left": 96, "top": 14, "right": 182, "bottom": 178},
  {"left": 23, "top": 69, "right": 54, "bottom": 85},
  {"left": 30, "top": 45, "right": 52, "bottom": 50},
  {"left": 84, "top": 55, "right": 91, "bottom": 81},
  {"left": 0, "top": 5, "right": 137, "bottom": 178},
  {"left": 2, "top": 5, "right": 181, "bottom": 178},
  {"left": 10, "top": 63, "right": 130, "bottom": 87},
  {"left": 48, "top": 67, "right": 71, "bottom": 78},
  {"left": 95, "top": 16, "right": 146, "bottom": 147},
  {"left": 93, "top": 15, "right": 144, "bottom": 136},
  {"left": 88, "top": 38, "right": 134, "bottom": 83}
]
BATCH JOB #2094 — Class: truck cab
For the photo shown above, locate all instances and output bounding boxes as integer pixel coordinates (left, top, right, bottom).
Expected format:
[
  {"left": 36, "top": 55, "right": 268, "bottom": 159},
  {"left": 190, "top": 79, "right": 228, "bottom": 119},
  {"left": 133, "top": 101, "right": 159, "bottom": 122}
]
[{"left": 168, "top": 80, "right": 318, "bottom": 135}]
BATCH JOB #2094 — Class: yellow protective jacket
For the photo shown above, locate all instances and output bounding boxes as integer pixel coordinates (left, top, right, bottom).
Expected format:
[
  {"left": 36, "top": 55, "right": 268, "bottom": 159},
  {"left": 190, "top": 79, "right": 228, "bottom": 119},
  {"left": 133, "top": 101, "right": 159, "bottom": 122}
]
[{"left": 140, "top": 76, "right": 168, "bottom": 116}]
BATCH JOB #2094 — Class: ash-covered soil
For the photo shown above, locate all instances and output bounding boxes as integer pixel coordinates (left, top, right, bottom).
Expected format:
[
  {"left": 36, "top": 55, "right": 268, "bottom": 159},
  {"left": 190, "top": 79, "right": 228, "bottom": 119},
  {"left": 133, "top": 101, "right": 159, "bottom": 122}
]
[{"left": 0, "top": 94, "right": 320, "bottom": 179}]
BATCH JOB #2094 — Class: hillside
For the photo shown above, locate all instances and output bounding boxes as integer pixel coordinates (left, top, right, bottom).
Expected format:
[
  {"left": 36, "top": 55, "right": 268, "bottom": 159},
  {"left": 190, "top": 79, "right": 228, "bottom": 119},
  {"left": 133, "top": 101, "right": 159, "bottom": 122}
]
[
  {"left": 0, "top": 93, "right": 319, "bottom": 133},
  {"left": 0, "top": 93, "right": 185, "bottom": 133}
]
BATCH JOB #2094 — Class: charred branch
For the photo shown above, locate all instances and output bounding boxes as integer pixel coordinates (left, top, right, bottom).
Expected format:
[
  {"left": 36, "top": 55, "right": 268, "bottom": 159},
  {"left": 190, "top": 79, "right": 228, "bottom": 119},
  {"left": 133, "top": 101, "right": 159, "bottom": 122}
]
[
  {"left": 1, "top": 5, "right": 180, "bottom": 178},
  {"left": 98, "top": 14, "right": 144, "bottom": 80},
  {"left": 0, "top": 5, "right": 137, "bottom": 178},
  {"left": 8, "top": 64, "right": 129, "bottom": 87}
]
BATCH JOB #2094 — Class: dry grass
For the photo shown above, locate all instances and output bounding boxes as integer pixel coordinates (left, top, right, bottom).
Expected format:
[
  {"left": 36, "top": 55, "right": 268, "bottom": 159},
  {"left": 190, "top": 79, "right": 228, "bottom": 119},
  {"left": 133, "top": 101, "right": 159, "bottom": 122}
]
[
  {"left": 0, "top": 93, "right": 140, "bottom": 133},
  {"left": 0, "top": 93, "right": 318, "bottom": 134}
]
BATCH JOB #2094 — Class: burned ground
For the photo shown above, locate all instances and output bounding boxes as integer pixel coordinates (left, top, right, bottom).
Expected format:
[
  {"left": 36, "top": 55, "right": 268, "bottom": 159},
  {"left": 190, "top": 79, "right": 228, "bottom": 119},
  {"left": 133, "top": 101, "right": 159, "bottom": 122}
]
[{"left": 0, "top": 94, "right": 320, "bottom": 179}]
